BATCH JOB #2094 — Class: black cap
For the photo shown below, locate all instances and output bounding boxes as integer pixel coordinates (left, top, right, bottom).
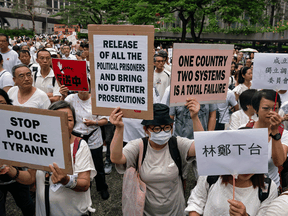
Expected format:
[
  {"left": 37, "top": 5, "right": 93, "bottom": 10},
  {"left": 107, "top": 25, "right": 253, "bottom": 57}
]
[{"left": 141, "top": 103, "right": 173, "bottom": 126}]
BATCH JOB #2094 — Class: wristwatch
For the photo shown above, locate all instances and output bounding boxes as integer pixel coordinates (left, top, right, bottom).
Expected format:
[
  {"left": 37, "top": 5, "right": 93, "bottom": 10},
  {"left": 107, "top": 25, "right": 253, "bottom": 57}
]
[{"left": 270, "top": 133, "right": 281, "bottom": 141}]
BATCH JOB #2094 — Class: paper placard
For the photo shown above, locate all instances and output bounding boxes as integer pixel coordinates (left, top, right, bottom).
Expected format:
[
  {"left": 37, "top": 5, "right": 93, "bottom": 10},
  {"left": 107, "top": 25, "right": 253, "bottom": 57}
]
[
  {"left": 252, "top": 53, "right": 288, "bottom": 90},
  {"left": 0, "top": 105, "right": 72, "bottom": 174},
  {"left": 194, "top": 129, "right": 268, "bottom": 176},
  {"left": 170, "top": 43, "right": 233, "bottom": 106},
  {"left": 52, "top": 59, "right": 89, "bottom": 91},
  {"left": 88, "top": 25, "right": 154, "bottom": 120}
]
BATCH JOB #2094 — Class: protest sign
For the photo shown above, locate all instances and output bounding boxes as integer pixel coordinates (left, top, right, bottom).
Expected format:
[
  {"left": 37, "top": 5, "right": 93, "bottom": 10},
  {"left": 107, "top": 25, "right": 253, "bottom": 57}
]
[
  {"left": 88, "top": 25, "right": 154, "bottom": 119},
  {"left": 169, "top": 43, "right": 233, "bottom": 106},
  {"left": 52, "top": 59, "right": 89, "bottom": 91},
  {"left": 194, "top": 129, "right": 268, "bottom": 176},
  {"left": 252, "top": 53, "right": 288, "bottom": 90},
  {"left": 0, "top": 105, "right": 72, "bottom": 174}
]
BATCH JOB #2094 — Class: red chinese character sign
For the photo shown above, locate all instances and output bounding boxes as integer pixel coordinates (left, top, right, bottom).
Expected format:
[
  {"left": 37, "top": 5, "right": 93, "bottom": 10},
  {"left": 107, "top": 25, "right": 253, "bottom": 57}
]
[{"left": 52, "top": 59, "right": 89, "bottom": 91}]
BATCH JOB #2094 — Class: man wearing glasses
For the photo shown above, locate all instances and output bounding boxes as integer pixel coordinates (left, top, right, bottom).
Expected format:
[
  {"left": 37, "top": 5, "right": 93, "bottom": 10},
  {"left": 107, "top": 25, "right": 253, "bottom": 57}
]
[
  {"left": 0, "top": 33, "right": 21, "bottom": 74},
  {"left": 153, "top": 54, "right": 171, "bottom": 100},
  {"left": 7, "top": 64, "right": 51, "bottom": 109}
]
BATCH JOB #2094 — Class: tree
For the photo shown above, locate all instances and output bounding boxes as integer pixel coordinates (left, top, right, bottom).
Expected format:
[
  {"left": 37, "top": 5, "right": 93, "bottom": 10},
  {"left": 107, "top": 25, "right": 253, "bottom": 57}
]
[{"left": 11, "top": 0, "right": 47, "bottom": 33}]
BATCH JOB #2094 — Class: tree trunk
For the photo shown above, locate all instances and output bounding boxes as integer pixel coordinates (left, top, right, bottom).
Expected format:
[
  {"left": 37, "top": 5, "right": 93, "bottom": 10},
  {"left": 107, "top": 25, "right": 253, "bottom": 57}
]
[
  {"left": 178, "top": 10, "right": 189, "bottom": 43},
  {"left": 270, "top": 4, "right": 275, "bottom": 26},
  {"left": 32, "top": 15, "right": 35, "bottom": 33}
]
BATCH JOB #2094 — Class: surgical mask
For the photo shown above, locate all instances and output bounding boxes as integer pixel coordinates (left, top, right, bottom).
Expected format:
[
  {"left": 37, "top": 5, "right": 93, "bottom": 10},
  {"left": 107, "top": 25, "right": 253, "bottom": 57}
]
[{"left": 149, "top": 131, "right": 172, "bottom": 145}]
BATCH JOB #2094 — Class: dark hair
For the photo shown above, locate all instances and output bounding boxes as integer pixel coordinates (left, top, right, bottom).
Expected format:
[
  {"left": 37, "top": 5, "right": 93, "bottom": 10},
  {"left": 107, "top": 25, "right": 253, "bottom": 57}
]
[
  {"left": 153, "top": 54, "right": 163, "bottom": 62},
  {"left": 221, "top": 174, "right": 265, "bottom": 189},
  {"left": 231, "top": 61, "right": 238, "bottom": 69},
  {"left": 48, "top": 101, "right": 76, "bottom": 125},
  {"left": 158, "top": 50, "right": 168, "bottom": 60},
  {"left": 239, "top": 89, "right": 257, "bottom": 111},
  {"left": 0, "top": 88, "right": 13, "bottom": 105},
  {"left": 12, "top": 45, "right": 20, "bottom": 53},
  {"left": 63, "top": 44, "right": 70, "bottom": 49},
  {"left": 0, "top": 33, "right": 9, "bottom": 43},
  {"left": 36, "top": 48, "right": 51, "bottom": 58},
  {"left": 12, "top": 64, "right": 30, "bottom": 77},
  {"left": 19, "top": 50, "right": 31, "bottom": 57},
  {"left": 84, "top": 43, "right": 89, "bottom": 49},
  {"left": 252, "top": 89, "right": 281, "bottom": 113},
  {"left": 238, "top": 67, "right": 251, "bottom": 84},
  {"left": 0, "top": 53, "right": 2, "bottom": 63}
]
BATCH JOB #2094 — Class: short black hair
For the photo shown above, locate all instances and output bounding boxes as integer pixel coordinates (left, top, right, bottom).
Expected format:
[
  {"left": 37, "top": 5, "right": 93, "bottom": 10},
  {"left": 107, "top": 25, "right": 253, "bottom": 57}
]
[
  {"left": 19, "top": 50, "right": 31, "bottom": 57},
  {"left": 0, "top": 33, "right": 9, "bottom": 43},
  {"left": 12, "top": 45, "right": 20, "bottom": 53},
  {"left": 252, "top": 89, "right": 281, "bottom": 113},
  {"left": 238, "top": 67, "right": 251, "bottom": 84},
  {"left": 36, "top": 48, "right": 51, "bottom": 58},
  {"left": 239, "top": 89, "right": 257, "bottom": 111},
  {"left": 0, "top": 53, "right": 2, "bottom": 62},
  {"left": 0, "top": 88, "right": 13, "bottom": 105},
  {"left": 158, "top": 50, "right": 168, "bottom": 60}
]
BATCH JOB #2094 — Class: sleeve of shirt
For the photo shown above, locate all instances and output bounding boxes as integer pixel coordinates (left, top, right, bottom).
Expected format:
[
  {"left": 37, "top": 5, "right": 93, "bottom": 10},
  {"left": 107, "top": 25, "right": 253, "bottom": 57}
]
[
  {"left": 64, "top": 94, "right": 74, "bottom": 104},
  {"left": 256, "top": 180, "right": 278, "bottom": 216},
  {"left": 185, "top": 176, "right": 209, "bottom": 215},
  {"left": 52, "top": 80, "right": 61, "bottom": 97},
  {"left": 115, "top": 138, "right": 141, "bottom": 174},
  {"left": 228, "top": 90, "right": 238, "bottom": 107},
  {"left": 230, "top": 112, "right": 240, "bottom": 130},
  {"left": 209, "top": 104, "right": 217, "bottom": 112},
  {"left": 2, "top": 73, "right": 14, "bottom": 87},
  {"left": 74, "top": 140, "right": 97, "bottom": 180}
]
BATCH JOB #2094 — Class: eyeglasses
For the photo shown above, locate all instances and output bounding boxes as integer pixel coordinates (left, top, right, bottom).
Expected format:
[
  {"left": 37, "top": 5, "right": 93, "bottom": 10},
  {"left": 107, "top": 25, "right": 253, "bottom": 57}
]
[
  {"left": 148, "top": 125, "right": 172, "bottom": 134},
  {"left": 155, "top": 60, "right": 165, "bottom": 63},
  {"left": 261, "top": 107, "right": 279, "bottom": 112},
  {"left": 17, "top": 73, "right": 32, "bottom": 80},
  {"left": 0, "top": 40, "right": 7, "bottom": 43}
]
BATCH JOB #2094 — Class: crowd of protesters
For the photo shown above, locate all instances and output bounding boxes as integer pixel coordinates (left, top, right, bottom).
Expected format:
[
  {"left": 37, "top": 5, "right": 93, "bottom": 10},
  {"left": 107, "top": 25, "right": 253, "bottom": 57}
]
[{"left": 0, "top": 32, "right": 288, "bottom": 216}]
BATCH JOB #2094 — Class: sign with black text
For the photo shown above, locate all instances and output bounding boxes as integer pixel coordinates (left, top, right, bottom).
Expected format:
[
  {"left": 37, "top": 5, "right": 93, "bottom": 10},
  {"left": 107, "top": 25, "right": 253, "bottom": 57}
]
[
  {"left": 0, "top": 105, "right": 72, "bottom": 174},
  {"left": 194, "top": 129, "right": 268, "bottom": 176},
  {"left": 88, "top": 25, "right": 154, "bottom": 119}
]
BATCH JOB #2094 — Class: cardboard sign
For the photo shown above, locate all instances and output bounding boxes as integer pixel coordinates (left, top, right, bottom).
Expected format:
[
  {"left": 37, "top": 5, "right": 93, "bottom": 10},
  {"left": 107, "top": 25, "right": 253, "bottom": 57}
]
[
  {"left": 0, "top": 105, "right": 72, "bottom": 174},
  {"left": 88, "top": 25, "right": 154, "bottom": 119},
  {"left": 194, "top": 129, "right": 268, "bottom": 176},
  {"left": 170, "top": 44, "right": 233, "bottom": 106},
  {"left": 252, "top": 53, "right": 288, "bottom": 90},
  {"left": 52, "top": 59, "right": 89, "bottom": 91}
]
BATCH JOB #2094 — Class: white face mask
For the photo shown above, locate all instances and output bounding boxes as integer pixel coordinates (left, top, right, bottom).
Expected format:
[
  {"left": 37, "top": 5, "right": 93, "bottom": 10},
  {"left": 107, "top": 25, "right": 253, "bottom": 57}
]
[{"left": 149, "top": 131, "right": 172, "bottom": 145}]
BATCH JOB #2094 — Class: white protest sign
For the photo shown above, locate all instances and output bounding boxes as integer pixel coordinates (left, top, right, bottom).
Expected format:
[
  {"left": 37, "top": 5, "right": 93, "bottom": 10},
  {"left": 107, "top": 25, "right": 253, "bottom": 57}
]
[
  {"left": 93, "top": 35, "right": 148, "bottom": 111},
  {"left": 194, "top": 129, "right": 268, "bottom": 176},
  {"left": 252, "top": 53, "right": 288, "bottom": 90},
  {"left": 0, "top": 105, "right": 72, "bottom": 174}
]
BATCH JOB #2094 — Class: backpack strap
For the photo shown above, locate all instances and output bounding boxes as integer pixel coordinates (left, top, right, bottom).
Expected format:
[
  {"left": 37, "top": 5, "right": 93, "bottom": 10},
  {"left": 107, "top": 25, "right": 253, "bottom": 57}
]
[
  {"left": 44, "top": 172, "right": 51, "bottom": 216},
  {"left": 33, "top": 69, "right": 38, "bottom": 83},
  {"left": 52, "top": 76, "right": 56, "bottom": 87},
  {"left": 0, "top": 70, "right": 8, "bottom": 78},
  {"left": 258, "top": 177, "right": 271, "bottom": 202},
  {"left": 164, "top": 71, "right": 170, "bottom": 77},
  {"left": 168, "top": 136, "right": 182, "bottom": 178},
  {"left": 73, "top": 137, "right": 82, "bottom": 164},
  {"left": 141, "top": 137, "right": 149, "bottom": 165},
  {"left": 207, "top": 175, "right": 220, "bottom": 189}
]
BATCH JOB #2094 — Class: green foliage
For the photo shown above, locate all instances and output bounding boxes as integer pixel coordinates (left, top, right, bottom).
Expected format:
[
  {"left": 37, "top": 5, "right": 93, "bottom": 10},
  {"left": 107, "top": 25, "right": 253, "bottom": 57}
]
[
  {"left": 0, "top": 28, "right": 34, "bottom": 38},
  {"left": 77, "top": 32, "right": 88, "bottom": 39}
]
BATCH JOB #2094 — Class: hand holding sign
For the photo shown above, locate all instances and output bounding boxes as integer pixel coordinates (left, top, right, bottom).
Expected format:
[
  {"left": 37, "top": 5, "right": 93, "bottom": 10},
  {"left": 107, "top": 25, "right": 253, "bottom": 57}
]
[
  {"left": 49, "top": 162, "right": 69, "bottom": 185},
  {"left": 59, "top": 85, "right": 69, "bottom": 99},
  {"left": 0, "top": 165, "right": 9, "bottom": 175},
  {"left": 185, "top": 98, "right": 200, "bottom": 119},
  {"left": 228, "top": 199, "right": 247, "bottom": 216},
  {"left": 268, "top": 111, "right": 282, "bottom": 133},
  {"left": 109, "top": 107, "right": 124, "bottom": 128}
]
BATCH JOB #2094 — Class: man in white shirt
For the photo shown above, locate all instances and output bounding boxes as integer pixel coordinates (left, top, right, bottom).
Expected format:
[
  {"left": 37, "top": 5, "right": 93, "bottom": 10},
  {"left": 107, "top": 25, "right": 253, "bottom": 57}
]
[
  {"left": 62, "top": 45, "right": 77, "bottom": 60},
  {"left": 0, "top": 53, "right": 14, "bottom": 92},
  {"left": 18, "top": 50, "right": 33, "bottom": 67},
  {"left": 0, "top": 33, "right": 21, "bottom": 74},
  {"left": 153, "top": 54, "right": 171, "bottom": 100},
  {"left": 31, "top": 49, "right": 61, "bottom": 103},
  {"left": 8, "top": 64, "right": 51, "bottom": 109}
]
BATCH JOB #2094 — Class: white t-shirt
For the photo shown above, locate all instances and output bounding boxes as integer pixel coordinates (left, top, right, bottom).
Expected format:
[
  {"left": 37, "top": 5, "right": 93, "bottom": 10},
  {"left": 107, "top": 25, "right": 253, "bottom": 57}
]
[
  {"left": 0, "top": 69, "right": 14, "bottom": 89},
  {"left": 230, "top": 109, "right": 258, "bottom": 130},
  {"left": 8, "top": 86, "right": 51, "bottom": 109},
  {"left": 279, "top": 91, "right": 288, "bottom": 104},
  {"left": 123, "top": 118, "right": 145, "bottom": 143},
  {"left": 0, "top": 49, "right": 21, "bottom": 74},
  {"left": 266, "top": 191, "right": 288, "bottom": 216},
  {"left": 233, "top": 83, "right": 250, "bottom": 96},
  {"left": 35, "top": 140, "right": 96, "bottom": 216},
  {"left": 31, "top": 66, "right": 61, "bottom": 97},
  {"left": 153, "top": 69, "right": 171, "bottom": 100},
  {"left": 164, "top": 62, "right": 171, "bottom": 73},
  {"left": 62, "top": 54, "right": 77, "bottom": 60},
  {"left": 185, "top": 176, "right": 278, "bottom": 216},
  {"left": 160, "top": 85, "right": 170, "bottom": 106},
  {"left": 116, "top": 137, "right": 193, "bottom": 216},
  {"left": 65, "top": 94, "right": 106, "bottom": 149},
  {"left": 217, "top": 89, "right": 238, "bottom": 124}
]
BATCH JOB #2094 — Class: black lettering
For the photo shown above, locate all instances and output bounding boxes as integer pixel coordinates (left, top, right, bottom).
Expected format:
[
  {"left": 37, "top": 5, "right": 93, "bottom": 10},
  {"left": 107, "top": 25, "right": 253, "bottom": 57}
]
[
  {"left": 48, "top": 148, "right": 55, "bottom": 157},
  {"left": 10, "top": 117, "right": 17, "bottom": 126},
  {"left": 16, "top": 143, "right": 23, "bottom": 152},
  {"left": 103, "top": 40, "right": 108, "bottom": 48},
  {"left": 7, "top": 129, "right": 13, "bottom": 138}
]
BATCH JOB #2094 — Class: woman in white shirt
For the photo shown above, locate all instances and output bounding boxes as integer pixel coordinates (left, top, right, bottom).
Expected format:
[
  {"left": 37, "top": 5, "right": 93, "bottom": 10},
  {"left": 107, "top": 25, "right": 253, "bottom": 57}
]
[{"left": 233, "top": 67, "right": 252, "bottom": 101}]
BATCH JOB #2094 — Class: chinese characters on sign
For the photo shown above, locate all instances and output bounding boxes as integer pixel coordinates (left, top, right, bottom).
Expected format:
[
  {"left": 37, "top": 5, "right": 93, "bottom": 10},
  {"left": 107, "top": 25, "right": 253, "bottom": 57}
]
[
  {"left": 195, "top": 129, "right": 268, "bottom": 176},
  {"left": 252, "top": 53, "right": 288, "bottom": 90},
  {"left": 52, "top": 59, "right": 89, "bottom": 91}
]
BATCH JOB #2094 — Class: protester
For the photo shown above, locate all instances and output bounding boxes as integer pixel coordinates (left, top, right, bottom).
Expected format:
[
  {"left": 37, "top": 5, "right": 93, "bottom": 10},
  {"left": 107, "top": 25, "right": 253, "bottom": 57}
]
[
  {"left": 233, "top": 67, "right": 252, "bottom": 101},
  {"left": 110, "top": 102, "right": 198, "bottom": 215},
  {"left": 0, "top": 100, "right": 96, "bottom": 216},
  {"left": 60, "top": 85, "right": 110, "bottom": 200},
  {"left": 18, "top": 50, "right": 33, "bottom": 67},
  {"left": 0, "top": 54, "right": 14, "bottom": 92},
  {"left": 8, "top": 64, "right": 51, "bottom": 109},
  {"left": 62, "top": 45, "right": 77, "bottom": 60},
  {"left": 266, "top": 190, "right": 288, "bottom": 215}
]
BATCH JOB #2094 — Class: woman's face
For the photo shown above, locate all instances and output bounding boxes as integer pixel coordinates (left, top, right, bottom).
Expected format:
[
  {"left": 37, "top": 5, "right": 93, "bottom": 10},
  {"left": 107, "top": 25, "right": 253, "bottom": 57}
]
[
  {"left": 243, "top": 69, "right": 252, "bottom": 81},
  {"left": 0, "top": 95, "right": 7, "bottom": 104},
  {"left": 57, "top": 108, "right": 74, "bottom": 135},
  {"left": 145, "top": 124, "right": 173, "bottom": 136},
  {"left": 257, "top": 98, "right": 279, "bottom": 124}
]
